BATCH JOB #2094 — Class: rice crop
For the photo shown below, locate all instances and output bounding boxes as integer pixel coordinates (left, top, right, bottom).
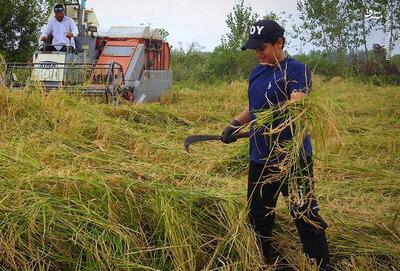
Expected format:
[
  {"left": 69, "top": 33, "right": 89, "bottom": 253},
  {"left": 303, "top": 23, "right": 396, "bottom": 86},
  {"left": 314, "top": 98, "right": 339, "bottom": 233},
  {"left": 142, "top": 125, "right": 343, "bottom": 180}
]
[{"left": 0, "top": 75, "right": 399, "bottom": 270}]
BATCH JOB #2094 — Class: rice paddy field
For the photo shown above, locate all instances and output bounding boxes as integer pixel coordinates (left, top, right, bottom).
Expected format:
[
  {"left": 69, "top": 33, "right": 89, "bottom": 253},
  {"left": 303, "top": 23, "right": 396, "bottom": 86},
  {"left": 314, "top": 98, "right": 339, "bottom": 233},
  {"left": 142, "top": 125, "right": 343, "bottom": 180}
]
[{"left": 0, "top": 77, "right": 399, "bottom": 270}]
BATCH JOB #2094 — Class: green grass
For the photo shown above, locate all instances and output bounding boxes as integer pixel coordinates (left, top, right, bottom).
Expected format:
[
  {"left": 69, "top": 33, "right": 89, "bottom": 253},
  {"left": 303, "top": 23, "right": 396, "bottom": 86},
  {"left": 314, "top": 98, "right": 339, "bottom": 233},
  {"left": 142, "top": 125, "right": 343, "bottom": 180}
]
[{"left": 0, "top": 77, "right": 399, "bottom": 270}]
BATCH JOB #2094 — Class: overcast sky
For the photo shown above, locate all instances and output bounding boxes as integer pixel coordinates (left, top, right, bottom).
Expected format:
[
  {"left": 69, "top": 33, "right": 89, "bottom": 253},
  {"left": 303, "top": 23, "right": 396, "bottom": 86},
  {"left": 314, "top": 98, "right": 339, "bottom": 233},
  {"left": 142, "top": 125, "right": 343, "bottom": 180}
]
[{"left": 88, "top": 0, "right": 399, "bottom": 55}]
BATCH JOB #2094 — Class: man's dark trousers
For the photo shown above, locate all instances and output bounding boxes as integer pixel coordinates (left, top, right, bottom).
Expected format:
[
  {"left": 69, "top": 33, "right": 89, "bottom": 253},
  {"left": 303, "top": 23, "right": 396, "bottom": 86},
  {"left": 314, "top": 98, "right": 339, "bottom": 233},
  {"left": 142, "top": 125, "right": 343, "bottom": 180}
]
[{"left": 247, "top": 153, "right": 330, "bottom": 270}]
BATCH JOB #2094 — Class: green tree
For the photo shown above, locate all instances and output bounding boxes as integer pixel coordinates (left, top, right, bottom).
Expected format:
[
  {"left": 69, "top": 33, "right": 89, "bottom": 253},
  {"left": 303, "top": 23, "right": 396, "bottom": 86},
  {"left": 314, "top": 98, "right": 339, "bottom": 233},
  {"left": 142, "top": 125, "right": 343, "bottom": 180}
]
[
  {"left": 206, "top": 0, "right": 259, "bottom": 81},
  {"left": 221, "top": 0, "right": 259, "bottom": 51},
  {"left": 296, "top": 0, "right": 400, "bottom": 59},
  {"left": 0, "top": 0, "right": 54, "bottom": 62},
  {"left": 296, "top": 0, "right": 353, "bottom": 55},
  {"left": 264, "top": 11, "right": 293, "bottom": 49},
  {"left": 366, "top": 0, "right": 400, "bottom": 58},
  {"left": 263, "top": 11, "right": 293, "bottom": 30},
  {"left": 171, "top": 42, "right": 209, "bottom": 82}
]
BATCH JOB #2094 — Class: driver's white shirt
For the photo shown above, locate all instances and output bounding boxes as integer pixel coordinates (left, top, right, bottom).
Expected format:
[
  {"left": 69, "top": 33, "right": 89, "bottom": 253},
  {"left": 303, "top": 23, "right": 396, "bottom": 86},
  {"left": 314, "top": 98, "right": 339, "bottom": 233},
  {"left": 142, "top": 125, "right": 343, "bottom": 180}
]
[{"left": 41, "top": 16, "right": 79, "bottom": 50}]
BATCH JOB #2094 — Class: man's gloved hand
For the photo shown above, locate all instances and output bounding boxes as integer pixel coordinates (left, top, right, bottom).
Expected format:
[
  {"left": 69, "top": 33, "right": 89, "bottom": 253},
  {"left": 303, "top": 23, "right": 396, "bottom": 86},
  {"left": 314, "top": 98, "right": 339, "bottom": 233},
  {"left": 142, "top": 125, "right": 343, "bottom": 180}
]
[{"left": 221, "top": 119, "right": 242, "bottom": 144}]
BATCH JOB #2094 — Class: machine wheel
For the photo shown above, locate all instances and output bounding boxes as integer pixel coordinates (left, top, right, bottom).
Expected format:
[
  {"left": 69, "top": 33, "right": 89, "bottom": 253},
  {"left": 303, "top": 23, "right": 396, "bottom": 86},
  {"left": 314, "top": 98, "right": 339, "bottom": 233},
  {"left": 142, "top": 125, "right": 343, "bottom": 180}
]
[
  {"left": 104, "top": 61, "right": 123, "bottom": 106},
  {"left": 110, "top": 81, "right": 121, "bottom": 106}
]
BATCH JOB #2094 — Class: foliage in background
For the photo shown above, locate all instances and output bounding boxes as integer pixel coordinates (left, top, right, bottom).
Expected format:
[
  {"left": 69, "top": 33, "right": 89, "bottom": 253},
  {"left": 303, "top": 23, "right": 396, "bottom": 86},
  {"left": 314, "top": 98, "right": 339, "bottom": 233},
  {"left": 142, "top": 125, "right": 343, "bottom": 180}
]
[
  {"left": 220, "top": 0, "right": 259, "bottom": 51},
  {"left": 170, "top": 43, "right": 209, "bottom": 83},
  {"left": 171, "top": 0, "right": 261, "bottom": 83},
  {"left": 296, "top": 0, "right": 400, "bottom": 59},
  {"left": 392, "top": 54, "right": 400, "bottom": 70},
  {"left": 293, "top": 47, "right": 400, "bottom": 84},
  {"left": 364, "top": 0, "right": 400, "bottom": 55},
  {"left": 0, "top": 0, "right": 55, "bottom": 62},
  {"left": 206, "top": 0, "right": 259, "bottom": 81},
  {"left": 206, "top": 47, "right": 256, "bottom": 82},
  {"left": 293, "top": 51, "right": 344, "bottom": 78},
  {"left": 296, "top": 0, "right": 369, "bottom": 58},
  {"left": 347, "top": 44, "right": 400, "bottom": 85},
  {"left": 169, "top": 0, "right": 399, "bottom": 85}
]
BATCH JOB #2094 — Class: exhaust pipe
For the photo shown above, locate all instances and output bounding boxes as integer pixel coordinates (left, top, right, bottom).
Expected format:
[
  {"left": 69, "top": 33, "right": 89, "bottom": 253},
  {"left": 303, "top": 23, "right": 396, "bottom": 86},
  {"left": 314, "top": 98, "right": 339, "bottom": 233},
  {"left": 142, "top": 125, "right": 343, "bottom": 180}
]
[{"left": 78, "top": 0, "right": 86, "bottom": 36}]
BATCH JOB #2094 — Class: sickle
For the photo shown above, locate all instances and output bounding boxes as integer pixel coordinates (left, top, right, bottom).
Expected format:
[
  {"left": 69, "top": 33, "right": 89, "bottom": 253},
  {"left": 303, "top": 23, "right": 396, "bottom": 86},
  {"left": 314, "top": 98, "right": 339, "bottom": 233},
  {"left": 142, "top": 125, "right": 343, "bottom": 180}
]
[{"left": 184, "top": 132, "right": 250, "bottom": 153}]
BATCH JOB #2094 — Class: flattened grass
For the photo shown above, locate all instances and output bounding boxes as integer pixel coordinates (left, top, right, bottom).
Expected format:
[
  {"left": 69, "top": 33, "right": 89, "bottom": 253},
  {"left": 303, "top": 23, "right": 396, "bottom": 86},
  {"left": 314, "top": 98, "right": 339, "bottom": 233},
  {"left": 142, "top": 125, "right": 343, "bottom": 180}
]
[{"left": 0, "top": 76, "right": 399, "bottom": 270}]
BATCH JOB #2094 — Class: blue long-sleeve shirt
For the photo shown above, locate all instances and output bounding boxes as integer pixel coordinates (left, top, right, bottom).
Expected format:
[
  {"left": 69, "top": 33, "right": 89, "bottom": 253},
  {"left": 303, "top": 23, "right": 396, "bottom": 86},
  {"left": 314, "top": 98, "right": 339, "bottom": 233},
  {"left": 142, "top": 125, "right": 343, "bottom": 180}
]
[{"left": 248, "top": 57, "right": 313, "bottom": 164}]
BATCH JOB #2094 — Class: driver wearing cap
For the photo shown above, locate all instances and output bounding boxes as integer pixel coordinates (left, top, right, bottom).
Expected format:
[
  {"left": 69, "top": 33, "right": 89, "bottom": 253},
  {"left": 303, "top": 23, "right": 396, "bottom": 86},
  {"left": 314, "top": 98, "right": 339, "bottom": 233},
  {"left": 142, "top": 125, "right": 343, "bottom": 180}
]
[{"left": 40, "top": 4, "right": 79, "bottom": 52}]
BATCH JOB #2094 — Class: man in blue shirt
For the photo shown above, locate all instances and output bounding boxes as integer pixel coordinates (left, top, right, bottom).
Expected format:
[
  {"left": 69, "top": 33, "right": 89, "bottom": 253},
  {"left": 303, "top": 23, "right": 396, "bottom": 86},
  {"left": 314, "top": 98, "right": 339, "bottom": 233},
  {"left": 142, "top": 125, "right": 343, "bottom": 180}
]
[{"left": 221, "top": 20, "right": 330, "bottom": 270}]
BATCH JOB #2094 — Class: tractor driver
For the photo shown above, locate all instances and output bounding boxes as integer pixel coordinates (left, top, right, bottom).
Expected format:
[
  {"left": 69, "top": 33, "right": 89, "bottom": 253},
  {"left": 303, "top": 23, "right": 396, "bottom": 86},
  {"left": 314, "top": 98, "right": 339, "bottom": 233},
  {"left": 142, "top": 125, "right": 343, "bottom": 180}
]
[{"left": 40, "top": 4, "right": 79, "bottom": 52}]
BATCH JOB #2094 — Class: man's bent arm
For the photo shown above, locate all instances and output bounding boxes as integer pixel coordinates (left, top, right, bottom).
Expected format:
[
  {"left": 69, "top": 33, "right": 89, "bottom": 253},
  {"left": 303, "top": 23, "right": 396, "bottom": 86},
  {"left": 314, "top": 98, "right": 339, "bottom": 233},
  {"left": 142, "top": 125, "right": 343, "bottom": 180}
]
[
  {"left": 70, "top": 18, "right": 79, "bottom": 37},
  {"left": 233, "top": 91, "right": 305, "bottom": 126},
  {"left": 41, "top": 21, "right": 53, "bottom": 38},
  {"left": 290, "top": 91, "right": 306, "bottom": 100},
  {"left": 234, "top": 107, "right": 250, "bottom": 125},
  {"left": 231, "top": 90, "right": 306, "bottom": 127}
]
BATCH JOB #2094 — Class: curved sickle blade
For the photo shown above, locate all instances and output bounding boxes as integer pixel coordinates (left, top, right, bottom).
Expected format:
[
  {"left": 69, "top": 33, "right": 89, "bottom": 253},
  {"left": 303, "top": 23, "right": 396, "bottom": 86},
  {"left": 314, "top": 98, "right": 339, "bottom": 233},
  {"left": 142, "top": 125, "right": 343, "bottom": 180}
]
[
  {"left": 184, "top": 132, "right": 250, "bottom": 153},
  {"left": 184, "top": 135, "right": 221, "bottom": 153}
]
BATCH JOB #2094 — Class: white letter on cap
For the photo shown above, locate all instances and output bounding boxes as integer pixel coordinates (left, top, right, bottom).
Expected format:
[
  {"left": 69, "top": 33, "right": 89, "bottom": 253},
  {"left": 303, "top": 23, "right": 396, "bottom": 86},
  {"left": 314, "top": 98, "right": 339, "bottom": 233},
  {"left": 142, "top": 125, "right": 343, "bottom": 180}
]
[
  {"left": 256, "top": 26, "right": 265, "bottom": 35},
  {"left": 250, "top": 26, "right": 256, "bottom": 34}
]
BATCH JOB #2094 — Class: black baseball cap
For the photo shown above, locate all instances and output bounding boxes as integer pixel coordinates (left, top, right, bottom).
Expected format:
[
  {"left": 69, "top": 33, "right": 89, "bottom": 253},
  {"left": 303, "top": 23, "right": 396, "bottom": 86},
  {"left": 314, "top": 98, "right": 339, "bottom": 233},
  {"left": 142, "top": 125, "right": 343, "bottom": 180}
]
[
  {"left": 54, "top": 4, "right": 65, "bottom": 13},
  {"left": 241, "top": 20, "right": 285, "bottom": 51}
]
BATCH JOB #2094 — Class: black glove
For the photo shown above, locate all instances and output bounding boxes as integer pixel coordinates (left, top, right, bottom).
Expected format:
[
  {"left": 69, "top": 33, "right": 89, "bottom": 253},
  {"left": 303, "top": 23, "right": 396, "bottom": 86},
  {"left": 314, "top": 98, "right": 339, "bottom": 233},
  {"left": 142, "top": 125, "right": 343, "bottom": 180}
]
[{"left": 221, "top": 119, "right": 242, "bottom": 144}]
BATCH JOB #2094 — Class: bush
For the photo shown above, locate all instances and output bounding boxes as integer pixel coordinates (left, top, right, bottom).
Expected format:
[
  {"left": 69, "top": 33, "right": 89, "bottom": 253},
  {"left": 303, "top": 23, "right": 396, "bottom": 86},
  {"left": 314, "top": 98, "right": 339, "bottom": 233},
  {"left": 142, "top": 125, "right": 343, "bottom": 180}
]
[
  {"left": 207, "top": 46, "right": 257, "bottom": 82},
  {"left": 171, "top": 44, "right": 258, "bottom": 84},
  {"left": 293, "top": 50, "right": 348, "bottom": 78},
  {"left": 347, "top": 45, "right": 400, "bottom": 85},
  {"left": 170, "top": 43, "right": 399, "bottom": 86},
  {"left": 293, "top": 48, "right": 400, "bottom": 85},
  {"left": 171, "top": 43, "right": 209, "bottom": 83},
  {"left": 392, "top": 54, "right": 400, "bottom": 71}
]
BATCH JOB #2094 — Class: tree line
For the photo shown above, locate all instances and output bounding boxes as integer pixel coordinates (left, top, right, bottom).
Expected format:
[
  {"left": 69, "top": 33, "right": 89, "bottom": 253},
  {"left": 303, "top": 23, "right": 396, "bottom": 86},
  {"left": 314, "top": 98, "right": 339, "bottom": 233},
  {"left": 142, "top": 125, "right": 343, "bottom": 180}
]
[
  {"left": 1, "top": 0, "right": 399, "bottom": 84},
  {"left": 170, "top": 0, "right": 400, "bottom": 85},
  {"left": 0, "top": 0, "right": 58, "bottom": 61}
]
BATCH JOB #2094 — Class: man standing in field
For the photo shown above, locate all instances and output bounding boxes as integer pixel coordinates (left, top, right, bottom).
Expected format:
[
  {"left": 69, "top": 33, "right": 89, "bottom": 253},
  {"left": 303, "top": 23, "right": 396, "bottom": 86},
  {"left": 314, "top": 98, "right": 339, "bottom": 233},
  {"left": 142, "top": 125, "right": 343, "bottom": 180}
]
[
  {"left": 221, "top": 20, "right": 331, "bottom": 270},
  {"left": 40, "top": 4, "right": 79, "bottom": 52}
]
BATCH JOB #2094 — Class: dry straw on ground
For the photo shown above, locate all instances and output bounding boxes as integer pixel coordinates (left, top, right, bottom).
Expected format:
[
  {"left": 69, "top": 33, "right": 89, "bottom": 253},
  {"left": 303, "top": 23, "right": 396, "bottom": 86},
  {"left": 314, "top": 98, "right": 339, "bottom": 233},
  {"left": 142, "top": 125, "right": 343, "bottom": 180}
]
[{"left": 0, "top": 75, "right": 399, "bottom": 270}]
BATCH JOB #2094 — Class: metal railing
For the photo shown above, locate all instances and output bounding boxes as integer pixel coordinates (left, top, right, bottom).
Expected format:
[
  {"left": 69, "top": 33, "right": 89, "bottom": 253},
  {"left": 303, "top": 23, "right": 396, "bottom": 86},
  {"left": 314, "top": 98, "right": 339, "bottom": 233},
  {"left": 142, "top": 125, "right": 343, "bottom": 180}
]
[{"left": 5, "top": 61, "right": 124, "bottom": 105}]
